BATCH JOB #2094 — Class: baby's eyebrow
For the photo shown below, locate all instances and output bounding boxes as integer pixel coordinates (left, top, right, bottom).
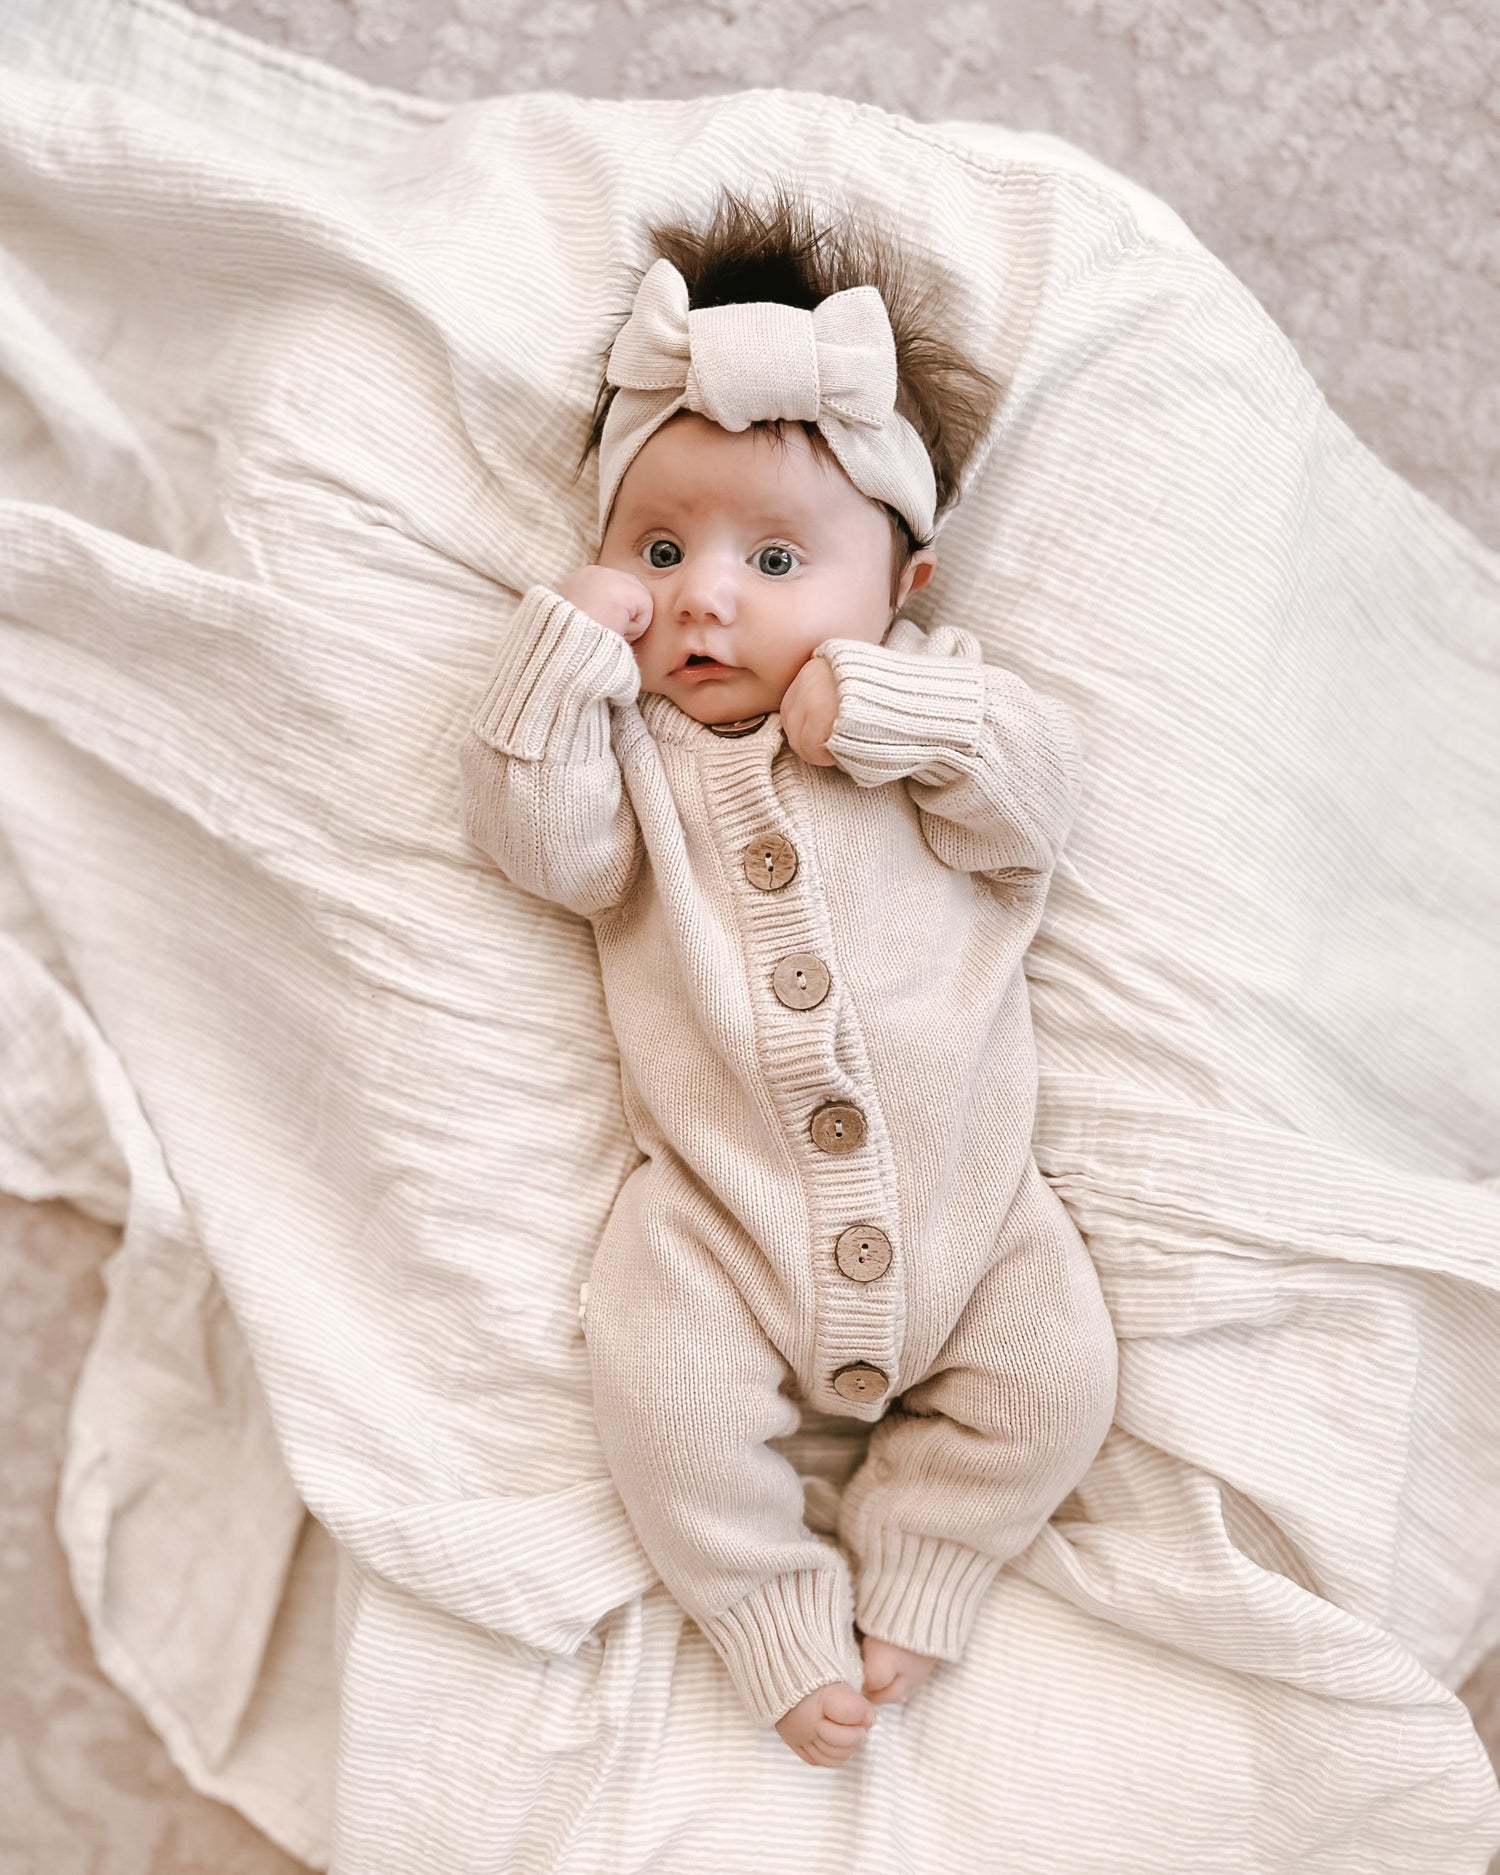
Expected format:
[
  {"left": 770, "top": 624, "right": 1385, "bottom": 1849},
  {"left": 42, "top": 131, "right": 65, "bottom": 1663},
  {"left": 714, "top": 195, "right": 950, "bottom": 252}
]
[{"left": 628, "top": 508, "right": 814, "bottom": 535}]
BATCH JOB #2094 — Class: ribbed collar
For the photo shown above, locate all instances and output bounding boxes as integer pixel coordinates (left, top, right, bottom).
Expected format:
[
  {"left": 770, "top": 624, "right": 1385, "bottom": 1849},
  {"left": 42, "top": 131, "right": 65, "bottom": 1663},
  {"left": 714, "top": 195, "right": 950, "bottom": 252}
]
[{"left": 637, "top": 688, "right": 782, "bottom": 748}]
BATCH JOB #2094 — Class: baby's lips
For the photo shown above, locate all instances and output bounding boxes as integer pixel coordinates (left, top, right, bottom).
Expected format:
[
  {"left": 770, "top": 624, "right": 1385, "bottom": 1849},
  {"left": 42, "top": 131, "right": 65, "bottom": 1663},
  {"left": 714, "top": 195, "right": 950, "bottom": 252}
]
[{"left": 672, "top": 652, "right": 742, "bottom": 674}]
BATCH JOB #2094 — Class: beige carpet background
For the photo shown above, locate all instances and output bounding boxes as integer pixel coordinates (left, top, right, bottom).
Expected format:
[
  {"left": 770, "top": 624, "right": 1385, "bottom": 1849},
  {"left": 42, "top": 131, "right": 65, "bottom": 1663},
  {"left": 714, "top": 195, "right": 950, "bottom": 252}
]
[{"left": 2, "top": 1, "right": 1496, "bottom": 1869}]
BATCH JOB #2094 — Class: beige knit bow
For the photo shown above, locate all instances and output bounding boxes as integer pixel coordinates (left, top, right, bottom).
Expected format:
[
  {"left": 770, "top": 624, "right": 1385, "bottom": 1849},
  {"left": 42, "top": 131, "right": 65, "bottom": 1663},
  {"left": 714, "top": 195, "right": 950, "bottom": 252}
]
[{"left": 595, "top": 257, "right": 937, "bottom": 540}]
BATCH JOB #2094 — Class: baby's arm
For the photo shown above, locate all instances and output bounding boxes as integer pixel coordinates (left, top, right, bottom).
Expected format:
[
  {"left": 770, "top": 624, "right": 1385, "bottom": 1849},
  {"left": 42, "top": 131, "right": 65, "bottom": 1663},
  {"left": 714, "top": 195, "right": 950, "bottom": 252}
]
[
  {"left": 459, "top": 581, "right": 645, "bottom": 919},
  {"left": 810, "top": 624, "right": 1082, "bottom": 882}
]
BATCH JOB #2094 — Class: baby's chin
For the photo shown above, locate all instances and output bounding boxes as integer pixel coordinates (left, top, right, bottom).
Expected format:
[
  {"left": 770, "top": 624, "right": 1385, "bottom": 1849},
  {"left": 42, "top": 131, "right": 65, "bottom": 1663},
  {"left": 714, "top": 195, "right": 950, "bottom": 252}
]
[{"left": 644, "top": 673, "right": 781, "bottom": 724}]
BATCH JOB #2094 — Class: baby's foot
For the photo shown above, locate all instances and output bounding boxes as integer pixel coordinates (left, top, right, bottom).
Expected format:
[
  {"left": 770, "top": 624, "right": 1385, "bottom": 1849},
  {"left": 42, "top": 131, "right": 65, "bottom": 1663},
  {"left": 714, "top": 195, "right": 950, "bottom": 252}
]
[
  {"left": 774, "top": 1679, "right": 877, "bottom": 1767},
  {"left": 860, "top": 1634, "right": 938, "bottom": 1705}
]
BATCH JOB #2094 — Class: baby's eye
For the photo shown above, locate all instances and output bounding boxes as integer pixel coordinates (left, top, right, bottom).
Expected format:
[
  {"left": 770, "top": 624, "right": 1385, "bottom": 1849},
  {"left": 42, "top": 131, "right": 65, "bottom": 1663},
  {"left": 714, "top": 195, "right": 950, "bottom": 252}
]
[
  {"left": 755, "top": 544, "right": 799, "bottom": 577},
  {"left": 644, "top": 539, "right": 682, "bottom": 570}
]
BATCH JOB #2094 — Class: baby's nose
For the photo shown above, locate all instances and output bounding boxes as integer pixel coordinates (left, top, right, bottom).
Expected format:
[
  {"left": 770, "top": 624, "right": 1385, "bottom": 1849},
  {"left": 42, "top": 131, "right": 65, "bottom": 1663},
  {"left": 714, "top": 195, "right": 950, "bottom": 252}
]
[{"left": 674, "top": 563, "right": 738, "bottom": 624}]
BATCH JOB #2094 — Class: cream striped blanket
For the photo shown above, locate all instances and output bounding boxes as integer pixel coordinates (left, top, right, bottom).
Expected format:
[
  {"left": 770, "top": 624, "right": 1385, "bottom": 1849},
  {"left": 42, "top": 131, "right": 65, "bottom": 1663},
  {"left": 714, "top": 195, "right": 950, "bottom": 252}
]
[{"left": 0, "top": 1, "right": 1497, "bottom": 1869}]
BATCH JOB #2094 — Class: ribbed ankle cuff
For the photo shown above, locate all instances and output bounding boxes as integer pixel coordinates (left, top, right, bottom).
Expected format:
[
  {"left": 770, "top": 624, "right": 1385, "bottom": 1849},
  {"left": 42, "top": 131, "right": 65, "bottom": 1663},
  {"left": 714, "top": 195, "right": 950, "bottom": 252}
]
[
  {"left": 696, "top": 1567, "right": 864, "bottom": 1727},
  {"left": 852, "top": 1529, "right": 1001, "bottom": 1662}
]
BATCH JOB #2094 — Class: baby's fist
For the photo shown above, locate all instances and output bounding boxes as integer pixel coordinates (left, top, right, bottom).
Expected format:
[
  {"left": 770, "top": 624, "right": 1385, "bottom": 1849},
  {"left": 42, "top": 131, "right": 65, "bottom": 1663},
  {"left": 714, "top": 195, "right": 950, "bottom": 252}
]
[
  {"left": 860, "top": 1634, "right": 938, "bottom": 1706},
  {"left": 774, "top": 1679, "right": 876, "bottom": 1768},
  {"left": 557, "top": 565, "right": 652, "bottom": 641},
  {"left": 780, "top": 654, "right": 840, "bottom": 766}
]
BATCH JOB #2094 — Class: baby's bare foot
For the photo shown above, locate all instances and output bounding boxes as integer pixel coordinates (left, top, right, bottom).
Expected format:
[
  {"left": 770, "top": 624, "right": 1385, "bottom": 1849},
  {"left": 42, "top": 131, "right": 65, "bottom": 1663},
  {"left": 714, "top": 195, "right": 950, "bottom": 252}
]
[
  {"left": 774, "top": 1679, "right": 877, "bottom": 1767},
  {"left": 860, "top": 1634, "right": 938, "bottom": 1705}
]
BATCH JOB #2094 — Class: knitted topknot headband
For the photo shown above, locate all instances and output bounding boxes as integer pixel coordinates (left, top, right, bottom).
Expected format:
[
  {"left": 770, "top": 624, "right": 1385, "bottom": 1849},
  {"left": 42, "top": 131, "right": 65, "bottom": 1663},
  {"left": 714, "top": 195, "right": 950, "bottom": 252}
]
[{"left": 596, "top": 256, "right": 939, "bottom": 542}]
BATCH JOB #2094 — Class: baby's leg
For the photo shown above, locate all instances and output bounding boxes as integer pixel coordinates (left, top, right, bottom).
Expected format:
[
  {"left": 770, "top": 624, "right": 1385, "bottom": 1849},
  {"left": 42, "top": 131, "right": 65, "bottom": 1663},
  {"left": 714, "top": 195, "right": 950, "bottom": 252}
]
[
  {"left": 840, "top": 1161, "right": 1118, "bottom": 1688},
  {"left": 584, "top": 1161, "right": 872, "bottom": 1755}
]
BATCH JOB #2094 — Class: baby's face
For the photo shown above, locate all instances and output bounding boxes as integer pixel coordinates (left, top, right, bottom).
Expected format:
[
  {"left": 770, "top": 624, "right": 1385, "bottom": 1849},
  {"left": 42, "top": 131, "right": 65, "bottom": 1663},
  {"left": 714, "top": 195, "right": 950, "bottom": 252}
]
[{"left": 597, "top": 412, "right": 933, "bottom": 724}]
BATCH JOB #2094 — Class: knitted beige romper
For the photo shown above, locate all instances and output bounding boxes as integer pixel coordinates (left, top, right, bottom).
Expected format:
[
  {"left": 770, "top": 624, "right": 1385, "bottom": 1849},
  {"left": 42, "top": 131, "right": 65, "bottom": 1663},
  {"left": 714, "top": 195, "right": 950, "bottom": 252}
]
[{"left": 459, "top": 583, "right": 1119, "bottom": 1728}]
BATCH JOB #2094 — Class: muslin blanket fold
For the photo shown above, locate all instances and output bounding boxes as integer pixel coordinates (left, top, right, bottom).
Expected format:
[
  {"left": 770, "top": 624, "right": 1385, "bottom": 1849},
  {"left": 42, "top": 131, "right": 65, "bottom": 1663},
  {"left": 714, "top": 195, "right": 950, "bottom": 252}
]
[{"left": 1, "top": 1, "right": 1497, "bottom": 1870}]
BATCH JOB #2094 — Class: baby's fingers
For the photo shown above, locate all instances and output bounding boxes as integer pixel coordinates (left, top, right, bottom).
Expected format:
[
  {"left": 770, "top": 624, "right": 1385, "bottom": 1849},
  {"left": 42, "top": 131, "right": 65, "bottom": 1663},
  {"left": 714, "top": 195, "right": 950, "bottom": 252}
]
[
  {"left": 804, "top": 1726, "right": 870, "bottom": 1767},
  {"left": 812, "top": 1723, "right": 873, "bottom": 1763}
]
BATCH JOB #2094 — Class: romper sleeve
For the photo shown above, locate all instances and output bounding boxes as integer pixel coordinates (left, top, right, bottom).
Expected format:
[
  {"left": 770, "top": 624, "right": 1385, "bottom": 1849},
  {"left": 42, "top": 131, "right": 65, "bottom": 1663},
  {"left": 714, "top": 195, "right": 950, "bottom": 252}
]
[
  {"left": 810, "top": 622, "right": 1083, "bottom": 883},
  {"left": 458, "top": 584, "right": 645, "bottom": 919}
]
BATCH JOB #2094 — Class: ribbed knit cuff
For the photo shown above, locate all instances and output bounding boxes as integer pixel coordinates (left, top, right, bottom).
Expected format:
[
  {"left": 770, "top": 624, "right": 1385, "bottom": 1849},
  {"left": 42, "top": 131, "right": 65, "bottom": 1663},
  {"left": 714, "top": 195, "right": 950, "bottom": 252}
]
[
  {"left": 696, "top": 1567, "right": 866, "bottom": 1728},
  {"left": 852, "top": 1529, "right": 1002, "bottom": 1663},
  {"left": 814, "top": 635, "right": 987, "bottom": 788},
  {"left": 470, "top": 584, "right": 641, "bottom": 762}
]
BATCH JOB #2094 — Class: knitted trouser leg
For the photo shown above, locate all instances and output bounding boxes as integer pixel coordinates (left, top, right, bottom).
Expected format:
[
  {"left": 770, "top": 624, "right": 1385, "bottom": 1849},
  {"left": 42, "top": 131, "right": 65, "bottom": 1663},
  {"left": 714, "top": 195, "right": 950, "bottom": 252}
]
[
  {"left": 583, "top": 1158, "right": 865, "bottom": 1727},
  {"left": 836, "top": 1159, "right": 1118, "bottom": 1662}
]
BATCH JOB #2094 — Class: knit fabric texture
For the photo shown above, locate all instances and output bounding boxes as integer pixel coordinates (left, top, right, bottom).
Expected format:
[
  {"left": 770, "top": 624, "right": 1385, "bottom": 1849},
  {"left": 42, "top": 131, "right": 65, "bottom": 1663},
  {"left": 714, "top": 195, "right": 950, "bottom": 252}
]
[{"left": 459, "top": 585, "right": 1119, "bottom": 1724}]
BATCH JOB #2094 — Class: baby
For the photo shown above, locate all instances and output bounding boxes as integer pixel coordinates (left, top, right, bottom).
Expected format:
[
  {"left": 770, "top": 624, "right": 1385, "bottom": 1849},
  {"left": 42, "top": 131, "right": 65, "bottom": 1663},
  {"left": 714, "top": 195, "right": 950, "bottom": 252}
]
[{"left": 459, "top": 187, "right": 1118, "bottom": 1768}]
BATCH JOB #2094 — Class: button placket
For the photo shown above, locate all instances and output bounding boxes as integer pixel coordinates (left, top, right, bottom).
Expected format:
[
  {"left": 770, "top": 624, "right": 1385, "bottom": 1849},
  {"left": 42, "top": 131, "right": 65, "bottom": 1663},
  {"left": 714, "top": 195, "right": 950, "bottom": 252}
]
[{"left": 708, "top": 746, "right": 899, "bottom": 1411}]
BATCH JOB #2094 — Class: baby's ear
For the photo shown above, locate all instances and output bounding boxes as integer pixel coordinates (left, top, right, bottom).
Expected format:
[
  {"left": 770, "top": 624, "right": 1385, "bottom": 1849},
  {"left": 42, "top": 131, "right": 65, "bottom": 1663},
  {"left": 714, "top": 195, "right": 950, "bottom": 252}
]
[
  {"left": 889, "top": 549, "right": 937, "bottom": 628},
  {"left": 900, "top": 551, "right": 938, "bottom": 604}
]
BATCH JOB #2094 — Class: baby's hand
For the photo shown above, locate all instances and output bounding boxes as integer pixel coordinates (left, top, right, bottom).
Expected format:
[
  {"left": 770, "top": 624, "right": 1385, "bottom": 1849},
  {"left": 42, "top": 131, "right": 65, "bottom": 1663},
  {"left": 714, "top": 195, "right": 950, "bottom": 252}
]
[
  {"left": 774, "top": 1679, "right": 877, "bottom": 1768},
  {"left": 557, "top": 565, "right": 652, "bottom": 641},
  {"left": 860, "top": 1633, "right": 938, "bottom": 1706},
  {"left": 780, "top": 655, "right": 839, "bottom": 766}
]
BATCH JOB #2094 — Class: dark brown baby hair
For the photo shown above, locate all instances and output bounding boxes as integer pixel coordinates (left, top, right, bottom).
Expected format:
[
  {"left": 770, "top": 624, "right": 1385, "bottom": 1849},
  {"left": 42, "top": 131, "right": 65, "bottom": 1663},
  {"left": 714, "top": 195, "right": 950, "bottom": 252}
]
[{"left": 577, "top": 182, "right": 1003, "bottom": 599}]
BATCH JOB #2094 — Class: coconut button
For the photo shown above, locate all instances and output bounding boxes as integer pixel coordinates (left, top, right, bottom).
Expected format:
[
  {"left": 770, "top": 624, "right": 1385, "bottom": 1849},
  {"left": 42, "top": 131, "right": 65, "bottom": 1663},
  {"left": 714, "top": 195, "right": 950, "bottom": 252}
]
[
  {"left": 772, "top": 953, "right": 830, "bottom": 1010},
  {"left": 834, "top": 1224, "right": 892, "bottom": 1283}
]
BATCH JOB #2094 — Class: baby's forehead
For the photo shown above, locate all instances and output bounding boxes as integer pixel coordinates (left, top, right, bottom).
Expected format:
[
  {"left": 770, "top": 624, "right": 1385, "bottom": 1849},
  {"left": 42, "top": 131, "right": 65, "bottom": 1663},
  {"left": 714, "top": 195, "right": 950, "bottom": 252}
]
[{"left": 613, "top": 415, "right": 864, "bottom": 526}]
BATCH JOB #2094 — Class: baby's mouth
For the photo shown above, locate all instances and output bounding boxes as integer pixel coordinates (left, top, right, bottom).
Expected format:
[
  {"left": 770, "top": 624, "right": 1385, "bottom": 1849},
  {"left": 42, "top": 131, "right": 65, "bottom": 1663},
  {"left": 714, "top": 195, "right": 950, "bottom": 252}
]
[{"left": 675, "top": 654, "right": 738, "bottom": 675}]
